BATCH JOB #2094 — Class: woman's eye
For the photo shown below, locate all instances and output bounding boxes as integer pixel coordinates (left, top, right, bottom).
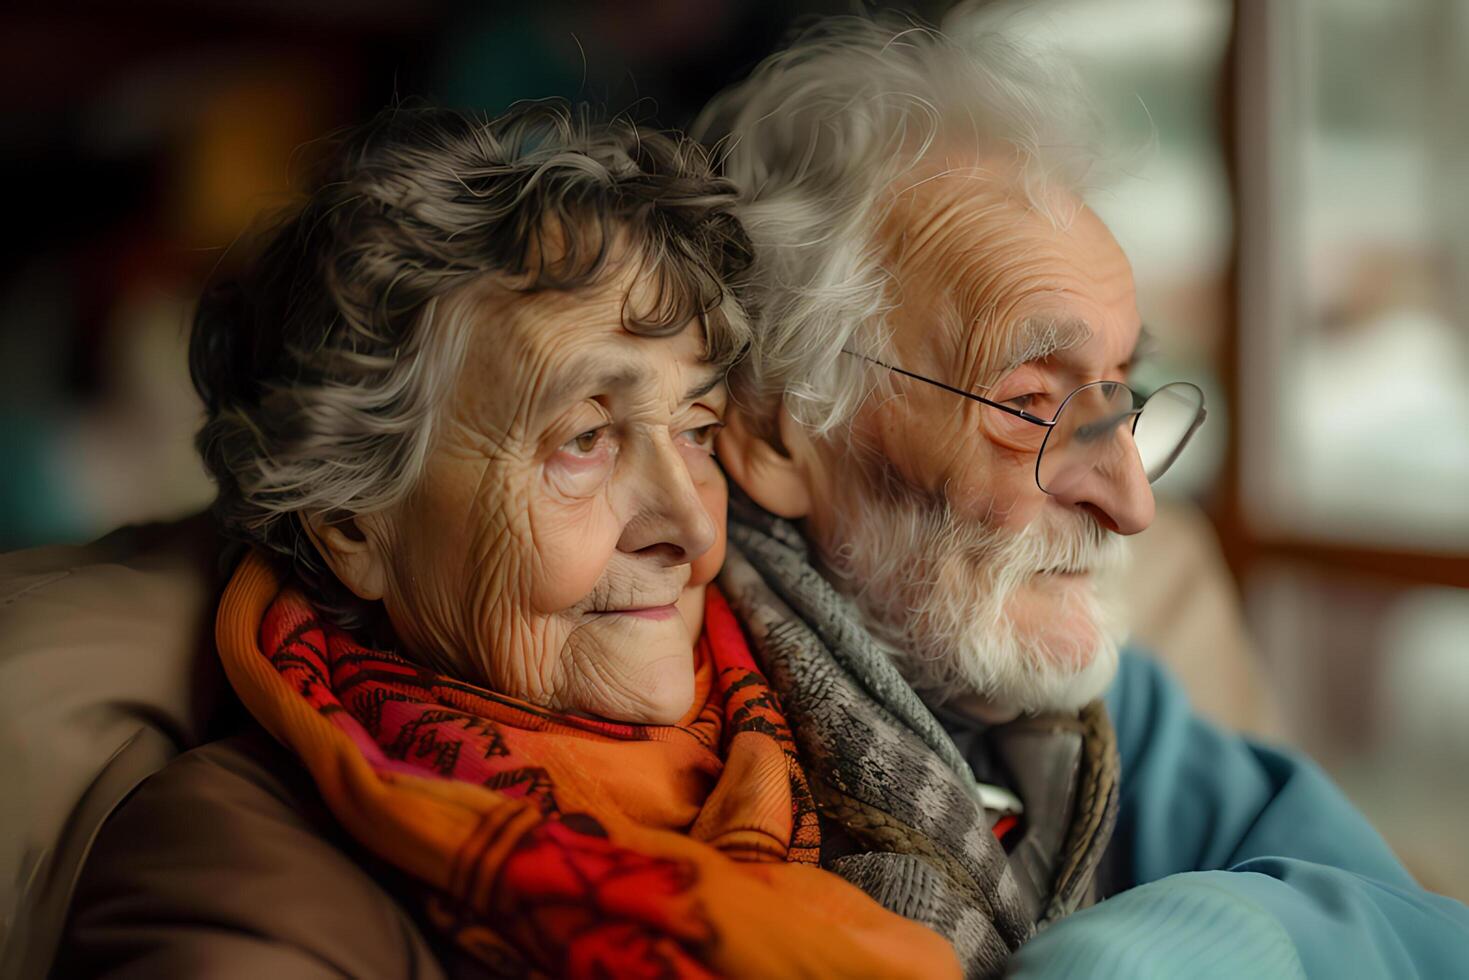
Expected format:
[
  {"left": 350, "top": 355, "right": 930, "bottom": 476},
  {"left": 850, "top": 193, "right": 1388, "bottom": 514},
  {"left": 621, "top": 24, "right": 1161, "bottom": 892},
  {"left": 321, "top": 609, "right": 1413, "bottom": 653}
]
[
  {"left": 678, "top": 422, "right": 724, "bottom": 453},
  {"left": 547, "top": 423, "right": 616, "bottom": 497},
  {"left": 1004, "top": 393, "right": 1042, "bottom": 412}
]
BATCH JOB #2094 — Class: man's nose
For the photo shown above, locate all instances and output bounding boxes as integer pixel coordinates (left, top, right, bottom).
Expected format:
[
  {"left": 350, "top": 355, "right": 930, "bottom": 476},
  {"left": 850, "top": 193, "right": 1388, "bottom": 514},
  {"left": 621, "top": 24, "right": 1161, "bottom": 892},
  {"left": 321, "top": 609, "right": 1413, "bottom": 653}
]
[
  {"left": 617, "top": 435, "right": 718, "bottom": 564},
  {"left": 1049, "top": 430, "right": 1156, "bottom": 535}
]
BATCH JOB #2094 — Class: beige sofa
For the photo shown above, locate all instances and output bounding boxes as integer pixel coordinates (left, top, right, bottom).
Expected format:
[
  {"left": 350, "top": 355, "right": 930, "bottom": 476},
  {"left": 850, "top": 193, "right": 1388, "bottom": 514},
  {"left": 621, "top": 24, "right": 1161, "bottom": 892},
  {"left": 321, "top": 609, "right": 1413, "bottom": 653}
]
[{"left": 0, "top": 519, "right": 226, "bottom": 980}]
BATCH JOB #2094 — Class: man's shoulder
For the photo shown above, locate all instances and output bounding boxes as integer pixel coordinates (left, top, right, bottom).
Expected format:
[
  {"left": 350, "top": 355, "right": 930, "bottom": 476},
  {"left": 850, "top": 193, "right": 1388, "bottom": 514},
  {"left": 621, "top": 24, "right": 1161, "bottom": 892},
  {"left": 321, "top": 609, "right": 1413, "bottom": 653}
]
[{"left": 1101, "top": 647, "right": 1219, "bottom": 782}]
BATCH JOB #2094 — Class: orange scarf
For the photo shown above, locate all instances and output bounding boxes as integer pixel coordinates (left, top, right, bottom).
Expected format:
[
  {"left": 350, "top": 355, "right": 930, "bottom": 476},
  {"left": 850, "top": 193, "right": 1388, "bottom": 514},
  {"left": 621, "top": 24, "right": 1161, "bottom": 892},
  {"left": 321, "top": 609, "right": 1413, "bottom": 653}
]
[{"left": 216, "top": 552, "right": 959, "bottom": 978}]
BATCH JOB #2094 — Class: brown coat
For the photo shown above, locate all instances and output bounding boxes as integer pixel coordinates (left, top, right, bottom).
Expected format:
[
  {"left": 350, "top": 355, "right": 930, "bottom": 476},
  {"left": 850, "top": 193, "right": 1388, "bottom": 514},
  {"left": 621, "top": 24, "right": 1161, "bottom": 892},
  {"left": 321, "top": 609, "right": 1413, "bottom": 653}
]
[{"left": 56, "top": 726, "right": 467, "bottom": 979}]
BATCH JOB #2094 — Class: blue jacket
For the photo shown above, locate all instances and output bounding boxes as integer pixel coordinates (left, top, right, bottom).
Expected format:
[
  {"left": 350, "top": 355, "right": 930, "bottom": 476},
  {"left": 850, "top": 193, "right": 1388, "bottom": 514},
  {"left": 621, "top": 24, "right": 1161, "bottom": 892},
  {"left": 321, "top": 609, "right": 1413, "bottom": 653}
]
[{"left": 1007, "top": 650, "right": 1469, "bottom": 978}]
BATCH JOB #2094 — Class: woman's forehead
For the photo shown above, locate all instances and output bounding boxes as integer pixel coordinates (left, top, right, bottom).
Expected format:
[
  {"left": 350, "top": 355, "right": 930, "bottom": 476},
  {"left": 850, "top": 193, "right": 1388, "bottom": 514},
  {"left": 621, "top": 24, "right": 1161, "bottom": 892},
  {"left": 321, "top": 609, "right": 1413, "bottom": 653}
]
[
  {"left": 504, "top": 284, "right": 709, "bottom": 373},
  {"left": 530, "top": 336, "right": 721, "bottom": 411},
  {"left": 450, "top": 278, "right": 714, "bottom": 427}
]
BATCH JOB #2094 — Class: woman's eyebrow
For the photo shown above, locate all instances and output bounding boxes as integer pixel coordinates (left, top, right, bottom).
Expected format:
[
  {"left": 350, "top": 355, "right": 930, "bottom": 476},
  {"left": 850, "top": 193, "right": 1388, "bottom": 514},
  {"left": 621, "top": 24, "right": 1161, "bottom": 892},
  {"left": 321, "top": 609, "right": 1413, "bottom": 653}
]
[
  {"left": 683, "top": 369, "right": 725, "bottom": 402},
  {"left": 536, "top": 360, "right": 645, "bottom": 416},
  {"left": 534, "top": 360, "right": 722, "bottom": 418}
]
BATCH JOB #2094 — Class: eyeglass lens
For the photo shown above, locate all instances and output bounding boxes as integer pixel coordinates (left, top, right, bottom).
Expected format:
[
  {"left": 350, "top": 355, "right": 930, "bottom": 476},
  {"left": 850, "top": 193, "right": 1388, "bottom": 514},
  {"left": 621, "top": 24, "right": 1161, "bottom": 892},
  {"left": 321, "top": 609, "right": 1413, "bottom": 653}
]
[{"left": 1038, "top": 381, "right": 1204, "bottom": 495}]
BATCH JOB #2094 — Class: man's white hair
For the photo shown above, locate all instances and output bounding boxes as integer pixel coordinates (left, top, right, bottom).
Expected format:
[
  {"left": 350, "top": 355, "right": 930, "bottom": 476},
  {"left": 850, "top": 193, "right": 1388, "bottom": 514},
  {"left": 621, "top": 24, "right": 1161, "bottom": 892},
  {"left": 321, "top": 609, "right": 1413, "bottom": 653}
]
[{"left": 694, "top": 6, "right": 1106, "bottom": 438}]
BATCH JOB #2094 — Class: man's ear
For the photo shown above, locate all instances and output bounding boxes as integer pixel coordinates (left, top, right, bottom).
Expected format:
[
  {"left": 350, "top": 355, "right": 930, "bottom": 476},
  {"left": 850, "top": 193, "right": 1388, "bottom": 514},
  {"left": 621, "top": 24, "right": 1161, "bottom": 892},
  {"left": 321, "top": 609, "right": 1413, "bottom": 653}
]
[
  {"left": 717, "top": 406, "right": 813, "bottom": 520},
  {"left": 300, "top": 512, "right": 389, "bottom": 601}
]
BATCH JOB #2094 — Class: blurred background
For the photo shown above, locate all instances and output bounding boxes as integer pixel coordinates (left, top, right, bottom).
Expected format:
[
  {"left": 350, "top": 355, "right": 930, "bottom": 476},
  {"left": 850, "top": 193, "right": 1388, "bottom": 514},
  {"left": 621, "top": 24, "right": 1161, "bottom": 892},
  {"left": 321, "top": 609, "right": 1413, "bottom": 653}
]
[{"left": 1, "top": 0, "right": 1465, "bottom": 900}]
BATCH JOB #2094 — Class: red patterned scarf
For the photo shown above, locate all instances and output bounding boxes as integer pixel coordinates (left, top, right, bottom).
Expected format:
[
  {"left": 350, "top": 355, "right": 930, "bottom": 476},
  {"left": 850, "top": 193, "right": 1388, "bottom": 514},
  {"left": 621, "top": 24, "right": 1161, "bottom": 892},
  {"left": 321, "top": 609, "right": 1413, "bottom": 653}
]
[{"left": 217, "top": 551, "right": 959, "bottom": 978}]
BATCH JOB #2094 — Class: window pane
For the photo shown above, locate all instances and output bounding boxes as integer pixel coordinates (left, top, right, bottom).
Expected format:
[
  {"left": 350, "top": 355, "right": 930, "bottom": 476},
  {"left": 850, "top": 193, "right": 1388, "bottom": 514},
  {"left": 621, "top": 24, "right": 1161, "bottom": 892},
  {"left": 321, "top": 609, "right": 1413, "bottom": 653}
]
[{"left": 1251, "top": 0, "right": 1469, "bottom": 547}]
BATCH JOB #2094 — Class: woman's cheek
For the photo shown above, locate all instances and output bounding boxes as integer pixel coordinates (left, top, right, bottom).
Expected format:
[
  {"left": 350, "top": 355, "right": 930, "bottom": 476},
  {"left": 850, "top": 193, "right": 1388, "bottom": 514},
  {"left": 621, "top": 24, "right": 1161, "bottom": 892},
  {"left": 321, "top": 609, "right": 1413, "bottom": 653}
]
[
  {"left": 544, "top": 447, "right": 614, "bottom": 498},
  {"left": 528, "top": 450, "right": 618, "bottom": 608},
  {"left": 526, "top": 495, "right": 622, "bottom": 613},
  {"left": 687, "top": 460, "right": 728, "bottom": 587}
]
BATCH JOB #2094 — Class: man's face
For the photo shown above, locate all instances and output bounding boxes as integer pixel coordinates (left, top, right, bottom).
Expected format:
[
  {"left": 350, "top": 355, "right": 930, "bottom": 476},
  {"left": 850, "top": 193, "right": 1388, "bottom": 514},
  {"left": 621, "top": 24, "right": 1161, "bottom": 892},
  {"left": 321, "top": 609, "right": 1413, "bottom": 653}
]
[{"left": 800, "top": 162, "right": 1154, "bottom": 715}]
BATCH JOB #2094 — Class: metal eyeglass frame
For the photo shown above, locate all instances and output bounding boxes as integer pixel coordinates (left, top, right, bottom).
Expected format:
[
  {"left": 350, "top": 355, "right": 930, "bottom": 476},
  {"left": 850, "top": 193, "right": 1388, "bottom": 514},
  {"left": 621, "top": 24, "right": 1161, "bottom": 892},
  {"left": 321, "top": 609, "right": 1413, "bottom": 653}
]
[{"left": 843, "top": 351, "right": 1207, "bottom": 493}]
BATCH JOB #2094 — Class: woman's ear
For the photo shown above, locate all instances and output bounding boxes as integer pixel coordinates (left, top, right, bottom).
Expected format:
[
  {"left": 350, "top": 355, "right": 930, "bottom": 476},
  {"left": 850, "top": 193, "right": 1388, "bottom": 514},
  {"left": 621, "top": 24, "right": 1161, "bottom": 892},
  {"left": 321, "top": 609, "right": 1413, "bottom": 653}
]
[
  {"left": 717, "top": 407, "right": 813, "bottom": 519},
  {"left": 300, "top": 512, "right": 389, "bottom": 601}
]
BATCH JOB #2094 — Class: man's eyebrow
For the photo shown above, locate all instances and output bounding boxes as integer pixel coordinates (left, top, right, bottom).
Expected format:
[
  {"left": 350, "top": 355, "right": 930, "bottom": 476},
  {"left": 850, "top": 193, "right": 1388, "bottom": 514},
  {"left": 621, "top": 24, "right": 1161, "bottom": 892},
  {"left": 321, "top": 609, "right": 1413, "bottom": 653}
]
[
  {"left": 983, "top": 316, "right": 1093, "bottom": 384},
  {"left": 1127, "top": 325, "right": 1158, "bottom": 369}
]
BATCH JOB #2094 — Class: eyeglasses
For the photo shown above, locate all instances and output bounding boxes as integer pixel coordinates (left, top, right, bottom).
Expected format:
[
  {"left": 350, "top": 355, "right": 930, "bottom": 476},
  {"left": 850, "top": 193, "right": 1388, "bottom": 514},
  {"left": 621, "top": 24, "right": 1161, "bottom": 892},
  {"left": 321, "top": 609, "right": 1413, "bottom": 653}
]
[{"left": 845, "top": 352, "right": 1207, "bottom": 495}]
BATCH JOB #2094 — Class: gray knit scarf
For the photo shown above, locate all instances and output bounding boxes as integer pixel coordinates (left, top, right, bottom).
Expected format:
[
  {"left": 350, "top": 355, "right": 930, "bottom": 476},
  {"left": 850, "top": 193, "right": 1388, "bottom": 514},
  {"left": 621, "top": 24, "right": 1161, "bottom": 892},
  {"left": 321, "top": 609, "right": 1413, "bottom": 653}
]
[{"left": 718, "top": 501, "right": 1120, "bottom": 979}]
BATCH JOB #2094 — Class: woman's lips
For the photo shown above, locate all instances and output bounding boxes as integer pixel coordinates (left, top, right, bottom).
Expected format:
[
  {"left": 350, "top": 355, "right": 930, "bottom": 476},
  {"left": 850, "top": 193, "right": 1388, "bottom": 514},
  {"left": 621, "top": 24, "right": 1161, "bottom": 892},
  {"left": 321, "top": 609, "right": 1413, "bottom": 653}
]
[{"left": 597, "top": 604, "right": 680, "bottom": 621}]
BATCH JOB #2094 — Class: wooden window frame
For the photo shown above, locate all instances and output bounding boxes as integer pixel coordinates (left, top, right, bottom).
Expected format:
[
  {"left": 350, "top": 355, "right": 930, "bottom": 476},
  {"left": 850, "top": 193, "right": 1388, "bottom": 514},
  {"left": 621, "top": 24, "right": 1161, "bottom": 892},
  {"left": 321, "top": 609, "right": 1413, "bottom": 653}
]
[{"left": 1213, "top": 0, "right": 1469, "bottom": 593}]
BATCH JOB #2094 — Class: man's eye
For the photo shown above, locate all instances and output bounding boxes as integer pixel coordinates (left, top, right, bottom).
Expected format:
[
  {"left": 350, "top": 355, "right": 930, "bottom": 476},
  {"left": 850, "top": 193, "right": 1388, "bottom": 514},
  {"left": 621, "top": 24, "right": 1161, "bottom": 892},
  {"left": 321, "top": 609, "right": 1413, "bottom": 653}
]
[{"left": 564, "top": 426, "right": 607, "bottom": 456}]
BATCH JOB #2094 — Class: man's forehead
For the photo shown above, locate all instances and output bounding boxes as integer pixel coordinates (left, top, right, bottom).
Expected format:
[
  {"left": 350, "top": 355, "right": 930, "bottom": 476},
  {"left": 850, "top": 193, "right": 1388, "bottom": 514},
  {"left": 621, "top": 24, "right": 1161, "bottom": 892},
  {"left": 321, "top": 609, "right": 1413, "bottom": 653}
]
[
  {"left": 879, "top": 165, "right": 1141, "bottom": 381},
  {"left": 884, "top": 152, "right": 1076, "bottom": 232}
]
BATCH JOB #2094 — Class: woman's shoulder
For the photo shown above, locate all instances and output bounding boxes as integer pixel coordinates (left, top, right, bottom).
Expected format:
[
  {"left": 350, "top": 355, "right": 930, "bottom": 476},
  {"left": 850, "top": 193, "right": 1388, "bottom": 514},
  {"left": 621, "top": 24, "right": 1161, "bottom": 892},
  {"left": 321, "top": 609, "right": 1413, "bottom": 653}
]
[
  {"left": 141, "top": 725, "right": 341, "bottom": 827},
  {"left": 56, "top": 727, "right": 452, "bottom": 979}
]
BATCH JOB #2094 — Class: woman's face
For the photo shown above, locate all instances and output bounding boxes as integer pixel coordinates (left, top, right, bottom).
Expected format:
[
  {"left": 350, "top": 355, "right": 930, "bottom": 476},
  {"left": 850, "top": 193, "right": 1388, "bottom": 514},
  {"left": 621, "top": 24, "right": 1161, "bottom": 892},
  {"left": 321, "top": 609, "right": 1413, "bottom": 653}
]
[{"left": 357, "top": 263, "right": 729, "bottom": 724}]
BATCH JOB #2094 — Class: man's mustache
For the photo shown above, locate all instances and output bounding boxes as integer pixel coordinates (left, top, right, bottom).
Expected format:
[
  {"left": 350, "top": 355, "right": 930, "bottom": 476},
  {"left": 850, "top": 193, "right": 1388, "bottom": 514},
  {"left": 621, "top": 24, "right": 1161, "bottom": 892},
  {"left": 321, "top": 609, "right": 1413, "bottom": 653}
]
[{"left": 955, "top": 511, "right": 1130, "bottom": 580}]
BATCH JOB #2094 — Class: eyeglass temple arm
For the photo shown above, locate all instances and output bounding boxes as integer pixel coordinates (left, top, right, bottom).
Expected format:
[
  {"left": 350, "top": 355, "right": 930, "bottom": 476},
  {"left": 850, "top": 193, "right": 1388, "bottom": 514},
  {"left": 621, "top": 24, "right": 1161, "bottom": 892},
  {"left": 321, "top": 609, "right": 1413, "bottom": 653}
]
[{"left": 842, "top": 351, "right": 1053, "bottom": 427}]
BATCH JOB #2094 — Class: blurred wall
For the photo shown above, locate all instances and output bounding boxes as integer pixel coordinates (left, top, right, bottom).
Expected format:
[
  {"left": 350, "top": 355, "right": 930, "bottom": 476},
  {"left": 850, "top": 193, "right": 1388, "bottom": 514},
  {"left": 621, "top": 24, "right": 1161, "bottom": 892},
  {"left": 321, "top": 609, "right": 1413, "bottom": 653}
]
[{"left": 0, "top": 0, "right": 861, "bottom": 551}]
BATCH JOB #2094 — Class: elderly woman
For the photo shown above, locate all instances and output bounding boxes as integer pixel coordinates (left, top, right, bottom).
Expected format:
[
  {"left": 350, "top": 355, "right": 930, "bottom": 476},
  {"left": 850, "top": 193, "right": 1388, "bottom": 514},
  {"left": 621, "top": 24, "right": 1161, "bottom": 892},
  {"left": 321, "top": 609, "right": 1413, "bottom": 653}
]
[{"left": 57, "top": 105, "right": 958, "bottom": 978}]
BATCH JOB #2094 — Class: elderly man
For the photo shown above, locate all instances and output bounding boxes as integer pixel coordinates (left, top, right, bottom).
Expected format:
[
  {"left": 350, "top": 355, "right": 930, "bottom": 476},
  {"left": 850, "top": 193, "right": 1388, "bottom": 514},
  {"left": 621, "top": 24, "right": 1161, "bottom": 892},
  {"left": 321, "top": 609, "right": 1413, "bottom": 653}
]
[{"left": 697, "top": 13, "right": 1469, "bottom": 979}]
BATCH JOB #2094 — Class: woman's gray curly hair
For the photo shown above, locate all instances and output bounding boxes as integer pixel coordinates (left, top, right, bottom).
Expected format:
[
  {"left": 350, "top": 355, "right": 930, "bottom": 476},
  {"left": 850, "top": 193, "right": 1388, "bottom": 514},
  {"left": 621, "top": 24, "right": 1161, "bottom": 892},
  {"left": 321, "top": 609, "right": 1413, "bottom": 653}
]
[{"left": 191, "top": 102, "right": 753, "bottom": 629}]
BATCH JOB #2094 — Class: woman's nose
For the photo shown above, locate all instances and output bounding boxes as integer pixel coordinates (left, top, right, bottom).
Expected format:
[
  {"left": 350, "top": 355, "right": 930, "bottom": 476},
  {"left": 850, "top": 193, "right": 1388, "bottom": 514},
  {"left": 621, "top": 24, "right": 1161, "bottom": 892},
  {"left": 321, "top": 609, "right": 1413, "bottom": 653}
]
[{"left": 616, "top": 436, "right": 718, "bottom": 564}]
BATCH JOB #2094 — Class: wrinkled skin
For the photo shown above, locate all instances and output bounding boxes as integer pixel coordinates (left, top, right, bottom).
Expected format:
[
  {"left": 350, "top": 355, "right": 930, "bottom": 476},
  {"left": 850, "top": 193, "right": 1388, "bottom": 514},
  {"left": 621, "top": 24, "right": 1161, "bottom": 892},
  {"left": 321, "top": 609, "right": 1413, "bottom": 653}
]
[
  {"left": 864, "top": 163, "right": 1152, "bottom": 667},
  {"left": 724, "top": 155, "right": 1156, "bottom": 716},
  {"left": 317, "top": 259, "right": 729, "bottom": 725}
]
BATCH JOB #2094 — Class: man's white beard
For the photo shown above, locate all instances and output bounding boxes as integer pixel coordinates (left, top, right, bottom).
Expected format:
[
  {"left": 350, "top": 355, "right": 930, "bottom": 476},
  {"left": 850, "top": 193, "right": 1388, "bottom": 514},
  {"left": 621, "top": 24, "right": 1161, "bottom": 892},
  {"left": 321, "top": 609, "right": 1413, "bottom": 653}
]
[{"left": 822, "top": 477, "right": 1131, "bottom": 716}]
